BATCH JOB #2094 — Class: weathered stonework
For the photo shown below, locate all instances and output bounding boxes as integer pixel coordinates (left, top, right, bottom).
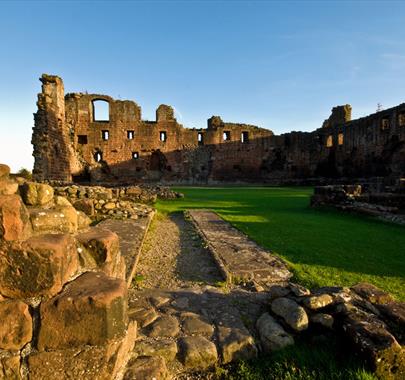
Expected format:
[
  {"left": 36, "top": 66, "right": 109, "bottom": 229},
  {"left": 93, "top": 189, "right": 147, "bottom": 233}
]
[{"left": 33, "top": 74, "right": 404, "bottom": 185}]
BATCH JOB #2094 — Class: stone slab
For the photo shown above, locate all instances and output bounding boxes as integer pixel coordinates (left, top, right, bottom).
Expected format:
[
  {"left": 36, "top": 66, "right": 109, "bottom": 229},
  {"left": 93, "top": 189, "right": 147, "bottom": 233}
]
[
  {"left": 187, "top": 210, "right": 292, "bottom": 286},
  {"left": 98, "top": 211, "right": 154, "bottom": 287}
]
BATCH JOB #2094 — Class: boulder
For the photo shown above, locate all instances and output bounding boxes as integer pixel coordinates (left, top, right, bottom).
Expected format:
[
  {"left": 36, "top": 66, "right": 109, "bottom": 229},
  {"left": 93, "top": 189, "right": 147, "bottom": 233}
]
[
  {"left": 19, "top": 182, "right": 54, "bottom": 206},
  {"left": 310, "top": 313, "right": 334, "bottom": 329},
  {"left": 54, "top": 196, "right": 72, "bottom": 207},
  {"left": 76, "top": 228, "right": 124, "bottom": 279},
  {"left": 351, "top": 283, "right": 394, "bottom": 305},
  {"left": 181, "top": 315, "right": 214, "bottom": 336},
  {"left": 73, "top": 199, "right": 94, "bottom": 216},
  {"left": 217, "top": 325, "right": 257, "bottom": 364},
  {"left": 38, "top": 271, "right": 127, "bottom": 350},
  {"left": 0, "top": 300, "right": 32, "bottom": 350},
  {"left": 30, "top": 205, "right": 78, "bottom": 234},
  {"left": 289, "top": 283, "right": 310, "bottom": 297},
  {"left": 0, "top": 353, "right": 20, "bottom": 380},
  {"left": 0, "top": 165, "right": 10, "bottom": 180},
  {"left": 77, "top": 211, "right": 91, "bottom": 230},
  {"left": 0, "top": 234, "right": 78, "bottom": 298},
  {"left": 340, "top": 306, "right": 405, "bottom": 379},
  {"left": 179, "top": 336, "right": 218, "bottom": 369},
  {"left": 148, "top": 315, "right": 180, "bottom": 338},
  {"left": 0, "top": 180, "right": 18, "bottom": 195},
  {"left": 271, "top": 297, "right": 309, "bottom": 331},
  {"left": 124, "top": 355, "right": 169, "bottom": 380},
  {"left": 0, "top": 194, "right": 31, "bottom": 241},
  {"left": 133, "top": 339, "right": 178, "bottom": 361},
  {"left": 377, "top": 302, "right": 405, "bottom": 344},
  {"left": 303, "top": 294, "right": 333, "bottom": 310},
  {"left": 29, "top": 321, "right": 136, "bottom": 380},
  {"left": 256, "top": 313, "right": 294, "bottom": 352}
]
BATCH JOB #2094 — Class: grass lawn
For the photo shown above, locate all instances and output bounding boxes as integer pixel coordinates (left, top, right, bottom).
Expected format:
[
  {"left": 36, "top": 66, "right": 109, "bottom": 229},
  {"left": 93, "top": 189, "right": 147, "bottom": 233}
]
[{"left": 157, "top": 187, "right": 405, "bottom": 301}]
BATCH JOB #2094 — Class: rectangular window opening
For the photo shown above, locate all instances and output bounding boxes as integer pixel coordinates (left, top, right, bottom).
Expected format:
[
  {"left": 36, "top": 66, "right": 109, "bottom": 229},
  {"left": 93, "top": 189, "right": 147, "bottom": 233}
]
[
  {"left": 241, "top": 131, "right": 249, "bottom": 143},
  {"left": 78, "top": 135, "right": 88, "bottom": 145},
  {"left": 223, "top": 131, "right": 231, "bottom": 141},
  {"left": 160, "top": 131, "right": 167, "bottom": 142},
  {"left": 127, "top": 130, "right": 135, "bottom": 140},
  {"left": 399, "top": 113, "right": 405, "bottom": 126},
  {"left": 102, "top": 130, "right": 109, "bottom": 140},
  {"left": 198, "top": 132, "right": 204, "bottom": 145},
  {"left": 326, "top": 135, "right": 333, "bottom": 148},
  {"left": 381, "top": 118, "right": 390, "bottom": 130},
  {"left": 338, "top": 133, "right": 344, "bottom": 146}
]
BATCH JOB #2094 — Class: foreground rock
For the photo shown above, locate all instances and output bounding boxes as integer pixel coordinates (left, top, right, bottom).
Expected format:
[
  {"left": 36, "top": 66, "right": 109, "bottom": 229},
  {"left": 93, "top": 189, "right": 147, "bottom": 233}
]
[
  {"left": 0, "top": 234, "right": 78, "bottom": 298},
  {"left": 179, "top": 336, "right": 218, "bottom": 369},
  {"left": 20, "top": 182, "right": 54, "bottom": 206},
  {"left": 0, "top": 194, "right": 31, "bottom": 241},
  {"left": 38, "top": 271, "right": 127, "bottom": 350},
  {"left": 256, "top": 312, "right": 294, "bottom": 352},
  {"left": 339, "top": 305, "right": 405, "bottom": 379},
  {"left": 0, "top": 300, "right": 32, "bottom": 350},
  {"left": 271, "top": 297, "right": 309, "bottom": 331}
]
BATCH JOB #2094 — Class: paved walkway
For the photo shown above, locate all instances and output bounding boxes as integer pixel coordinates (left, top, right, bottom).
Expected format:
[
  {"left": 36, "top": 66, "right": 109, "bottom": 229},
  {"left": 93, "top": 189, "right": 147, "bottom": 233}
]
[
  {"left": 99, "top": 212, "right": 154, "bottom": 287},
  {"left": 187, "top": 210, "right": 292, "bottom": 287}
]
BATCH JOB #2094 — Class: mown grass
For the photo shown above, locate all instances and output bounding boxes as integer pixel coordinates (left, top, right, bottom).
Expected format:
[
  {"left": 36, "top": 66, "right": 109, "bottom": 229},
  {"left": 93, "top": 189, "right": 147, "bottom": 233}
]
[
  {"left": 155, "top": 186, "right": 404, "bottom": 379},
  {"left": 214, "top": 338, "right": 376, "bottom": 380},
  {"left": 157, "top": 187, "right": 405, "bottom": 301}
]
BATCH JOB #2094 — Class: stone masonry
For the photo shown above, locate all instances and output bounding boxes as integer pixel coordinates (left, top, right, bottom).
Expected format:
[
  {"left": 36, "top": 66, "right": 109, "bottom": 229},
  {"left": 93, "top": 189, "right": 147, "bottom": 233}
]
[{"left": 32, "top": 74, "right": 405, "bottom": 185}]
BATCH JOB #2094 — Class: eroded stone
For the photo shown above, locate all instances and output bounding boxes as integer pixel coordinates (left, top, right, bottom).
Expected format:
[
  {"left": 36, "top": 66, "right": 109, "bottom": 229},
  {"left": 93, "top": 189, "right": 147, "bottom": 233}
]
[
  {"left": 38, "top": 271, "right": 127, "bottom": 350},
  {"left": 256, "top": 312, "right": 294, "bottom": 352},
  {"left": 0, "top": 194, "right": 31, "bottom": 241},
  {"left": 271, "top": 297, "right": 308, "bottom": 331},
  {"left": 0, "top": 300, "right": 32, "bottom": 351},
  {"left": 179, "top": 336, "right": 218, "bottom": 369},
  {"left": 0, "top": 234, "right": 78, "bottom": 298}
]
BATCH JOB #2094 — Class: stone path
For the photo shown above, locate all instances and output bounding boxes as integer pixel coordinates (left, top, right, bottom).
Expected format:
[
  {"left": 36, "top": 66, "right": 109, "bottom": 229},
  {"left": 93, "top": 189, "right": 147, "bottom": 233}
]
[
  {"left": 187, "top": 210, "right": 292, "bottom": 287},
  {"left": 99, "top": 212, "right": 154, "bottom": 287},
  {"left": 127, "top": 287, "right": 269, "bottom": 379},
  {"left": 133, "top": 213, "right": 223, "bottom": 290},
  {"left": 126, "top": 212, "right": 272, "bottom": 379}
]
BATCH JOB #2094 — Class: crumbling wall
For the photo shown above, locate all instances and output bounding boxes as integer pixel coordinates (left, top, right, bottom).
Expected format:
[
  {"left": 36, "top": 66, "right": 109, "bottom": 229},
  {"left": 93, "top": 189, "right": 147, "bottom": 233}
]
[{"left": 32, "top": 74, "right": 405, "bottom": 184}]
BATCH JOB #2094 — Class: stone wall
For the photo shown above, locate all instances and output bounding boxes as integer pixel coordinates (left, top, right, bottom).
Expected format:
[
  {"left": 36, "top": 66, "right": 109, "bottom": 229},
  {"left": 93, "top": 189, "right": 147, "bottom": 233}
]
[{"left": 32, "top": 74, "right": 405, "bottom": 184}]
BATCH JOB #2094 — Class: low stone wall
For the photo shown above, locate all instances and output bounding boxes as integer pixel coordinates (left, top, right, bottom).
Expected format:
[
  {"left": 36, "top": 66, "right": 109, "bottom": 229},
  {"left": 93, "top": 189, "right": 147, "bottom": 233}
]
[
  {"left": 311, "top": 185, "right": 405, "bottom": 225},
  {"left": 256, "top": 282, "right": 404, "bottom": 380}
]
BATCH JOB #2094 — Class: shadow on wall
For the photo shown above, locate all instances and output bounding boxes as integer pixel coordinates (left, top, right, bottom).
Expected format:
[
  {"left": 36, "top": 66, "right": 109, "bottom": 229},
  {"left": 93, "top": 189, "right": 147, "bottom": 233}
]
[{"left": 72, "top": 133, "right": 405, "bottom": 186}]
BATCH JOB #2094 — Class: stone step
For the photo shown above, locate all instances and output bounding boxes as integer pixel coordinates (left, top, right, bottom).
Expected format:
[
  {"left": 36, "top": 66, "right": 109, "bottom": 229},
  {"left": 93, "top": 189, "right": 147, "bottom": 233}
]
[
  {"left": 98, "top": 211, "right": 155, "bottom": 287},
  {"left": 186, "top": 210, "right": 292, "bottom": 286}
]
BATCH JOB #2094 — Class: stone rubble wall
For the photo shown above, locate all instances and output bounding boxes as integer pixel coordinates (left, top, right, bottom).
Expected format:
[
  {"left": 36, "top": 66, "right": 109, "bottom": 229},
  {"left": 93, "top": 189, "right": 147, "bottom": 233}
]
[
  {"left": 0, "top": 163, "right": 150, "bottom": 380},
  {"left": 32, "top": 74, "right": 405, "bottom": 185},
  {"left": 311, "top": 185, "right": 405, "bottom": 225}
]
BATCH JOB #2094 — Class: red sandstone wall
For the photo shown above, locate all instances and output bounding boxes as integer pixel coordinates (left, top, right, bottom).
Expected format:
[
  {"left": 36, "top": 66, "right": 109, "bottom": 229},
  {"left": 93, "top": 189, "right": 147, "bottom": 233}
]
[{"left": 32, "top": 74, "right": 405, "bottom": 184}]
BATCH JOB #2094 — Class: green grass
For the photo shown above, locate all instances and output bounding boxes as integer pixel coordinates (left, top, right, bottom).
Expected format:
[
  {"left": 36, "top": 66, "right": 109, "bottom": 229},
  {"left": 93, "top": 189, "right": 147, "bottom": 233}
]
[
  {"left": 157, "top": 187, "right": 405, "bottom": 301},
  {"left": 214, "top": 338, "right": 377, "bottom": 380}
]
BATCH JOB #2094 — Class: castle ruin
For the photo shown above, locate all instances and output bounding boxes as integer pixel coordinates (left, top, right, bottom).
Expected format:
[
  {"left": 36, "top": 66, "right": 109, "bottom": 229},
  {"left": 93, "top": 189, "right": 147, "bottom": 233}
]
[{"left": 32, "top": 74, "right": 405, "bottom": 184}]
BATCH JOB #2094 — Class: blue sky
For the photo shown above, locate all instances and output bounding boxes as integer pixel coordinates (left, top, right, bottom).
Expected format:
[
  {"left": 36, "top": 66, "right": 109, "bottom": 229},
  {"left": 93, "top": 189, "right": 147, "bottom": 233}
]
[{"left": 1, "top": 0, "right": 405, "bottom": 171}]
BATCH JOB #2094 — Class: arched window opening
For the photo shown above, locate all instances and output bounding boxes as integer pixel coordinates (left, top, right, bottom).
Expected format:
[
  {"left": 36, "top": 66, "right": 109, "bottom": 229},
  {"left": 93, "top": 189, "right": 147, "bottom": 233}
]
[
  {"left": 132, "top": 152, "right": 139, "bottom": 160},
  {"left": 326, "top": 135, "right": 333, "bottom": 148},
  {"left": 92, "top": 99, "right": 109, "bottom": 122}
]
